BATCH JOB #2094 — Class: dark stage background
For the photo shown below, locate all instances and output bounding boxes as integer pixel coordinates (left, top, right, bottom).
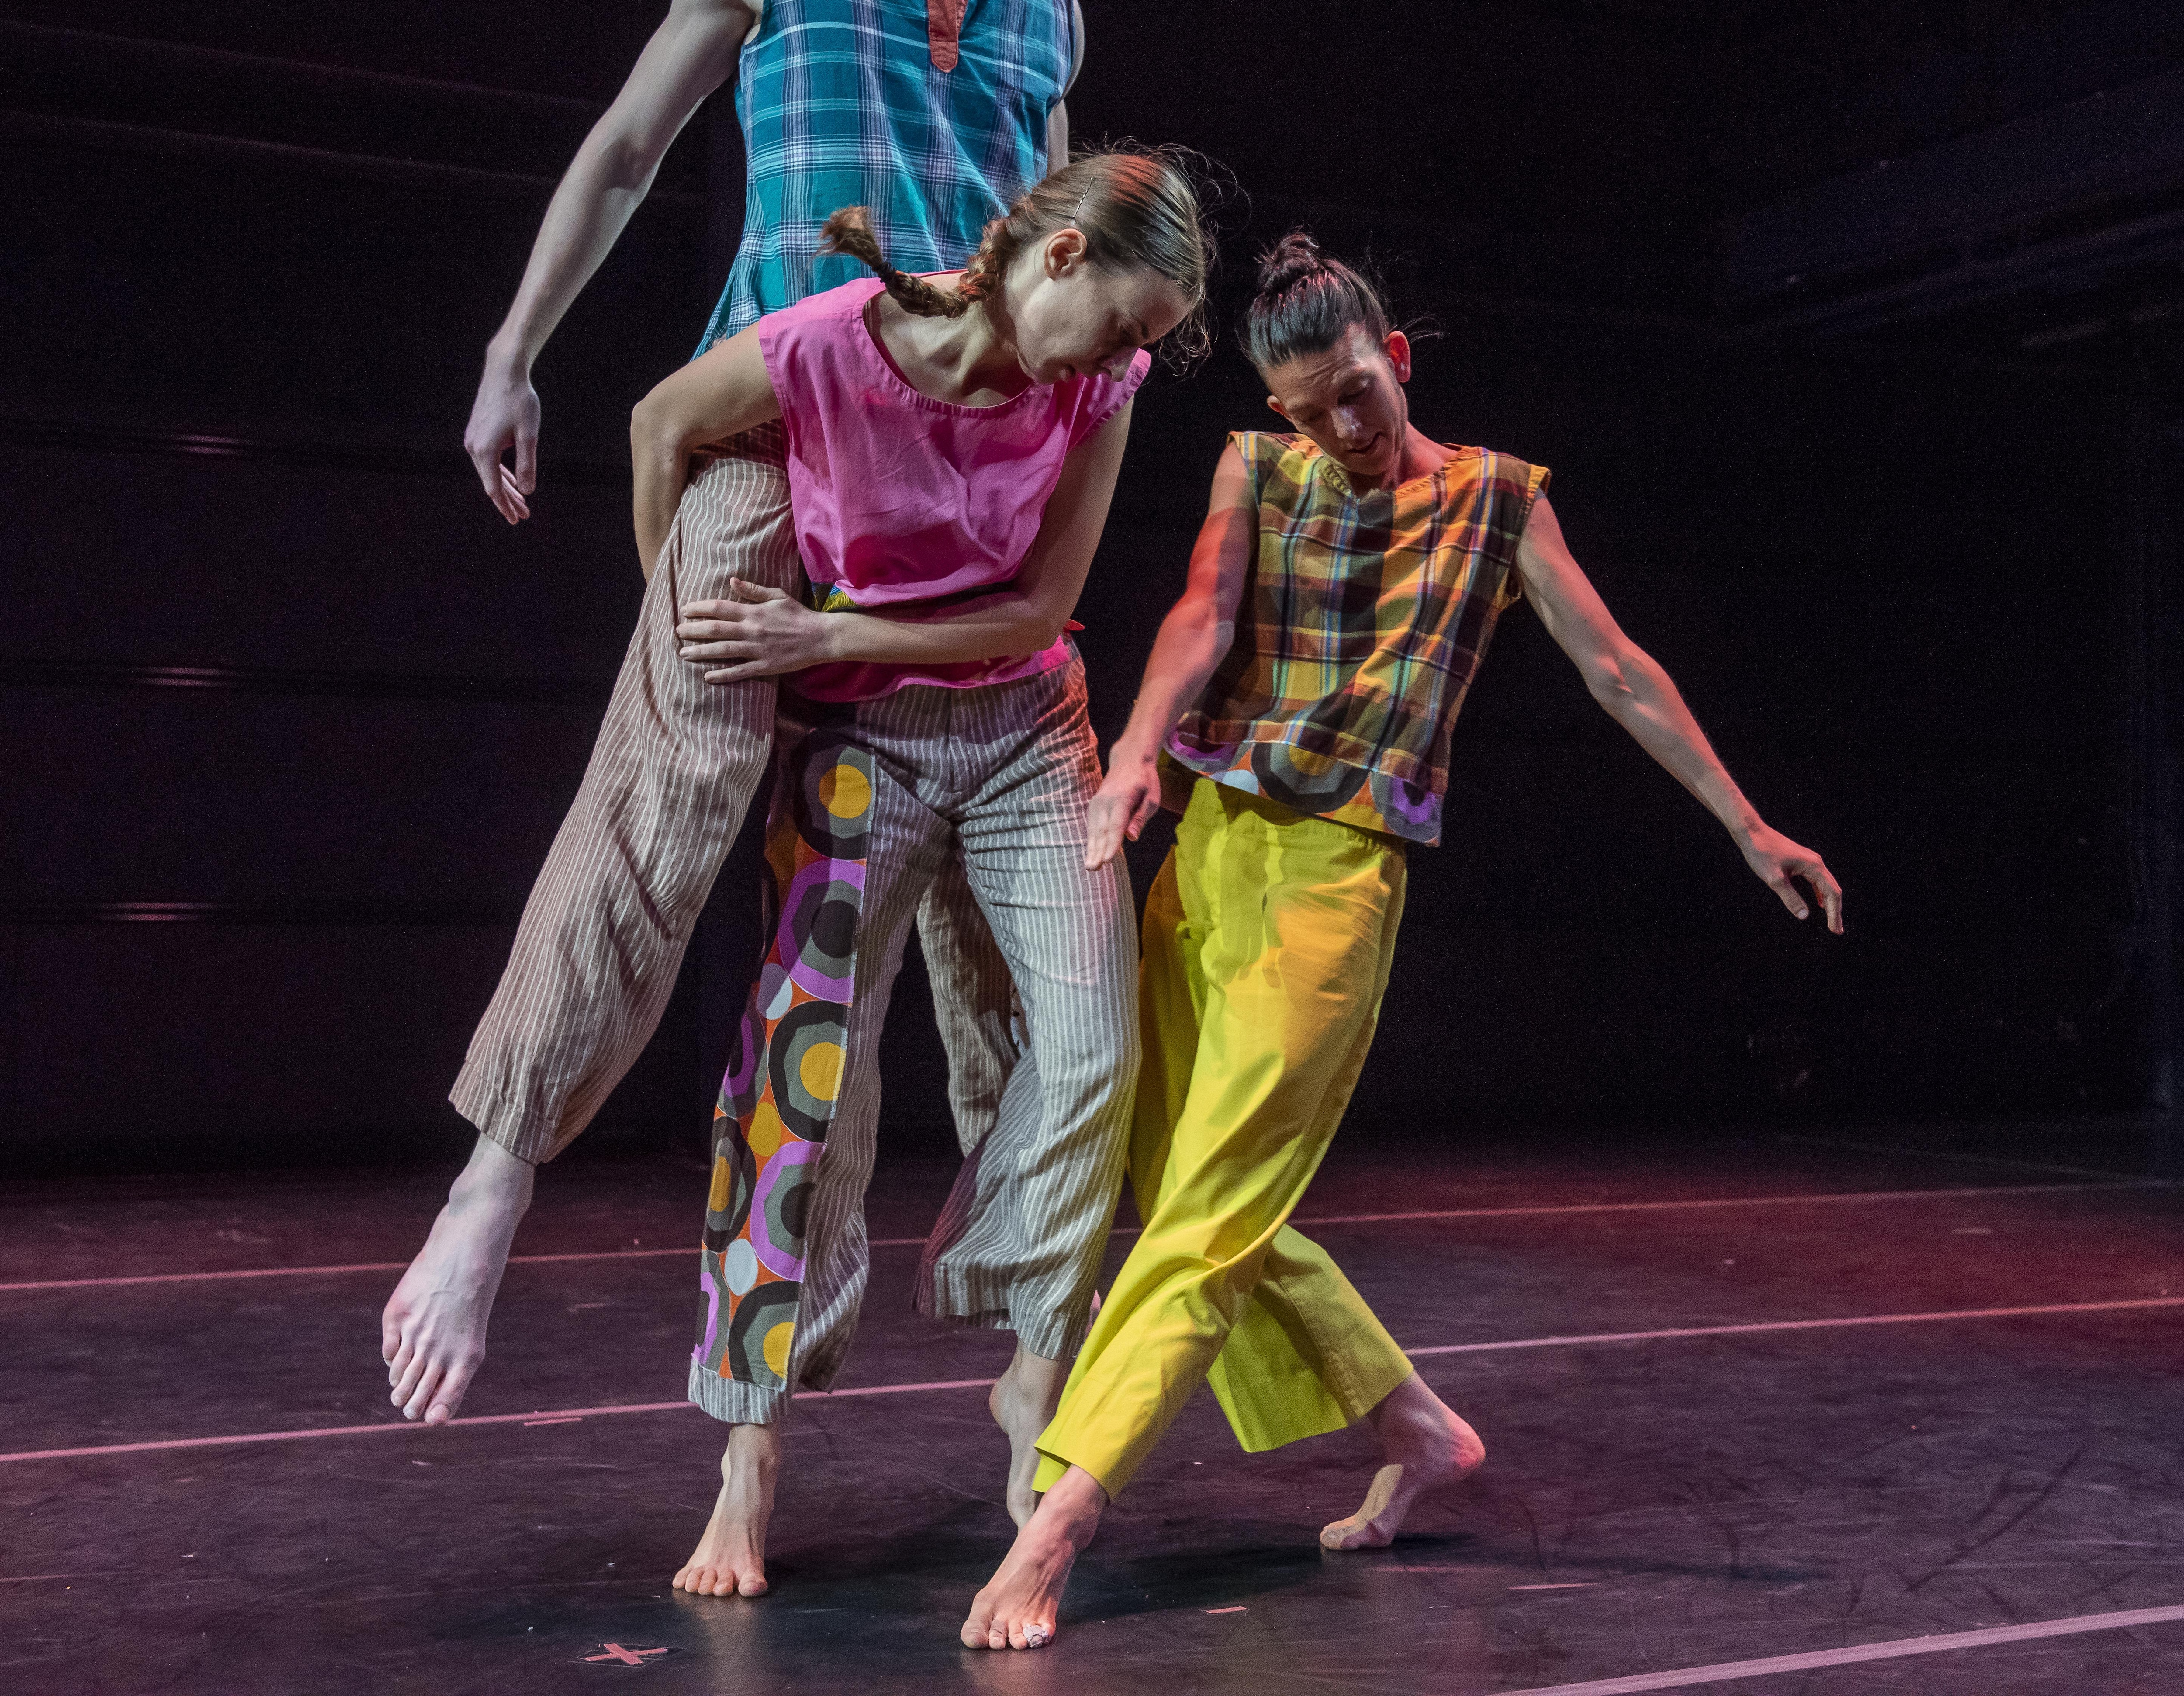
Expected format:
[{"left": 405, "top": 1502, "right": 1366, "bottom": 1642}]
[{"left": 3, "top": 1, "right": 2181, "bottom": 1174}]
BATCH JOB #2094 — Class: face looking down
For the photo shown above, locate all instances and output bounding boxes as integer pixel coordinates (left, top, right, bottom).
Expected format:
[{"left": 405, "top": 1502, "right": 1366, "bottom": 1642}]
[
  {"left": 1004, "top": 227, "right": 1195, "bottom": 387},
  {"left": 1261, "top": 322, "right": 1418, "bottom": 485}
]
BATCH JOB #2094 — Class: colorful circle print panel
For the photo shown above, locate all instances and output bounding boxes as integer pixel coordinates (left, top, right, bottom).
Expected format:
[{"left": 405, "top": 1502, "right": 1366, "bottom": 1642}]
[{"left": 694, "top": 730, "right": 874, "bottom": 1392}]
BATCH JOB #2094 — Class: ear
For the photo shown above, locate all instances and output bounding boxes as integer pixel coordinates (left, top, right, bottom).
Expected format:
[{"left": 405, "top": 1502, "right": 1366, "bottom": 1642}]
[
  {"left": 1265, "top": 393, "right": 1291, "bottom": 422},
  {"left": 1384, "top": 330, "right": 1413, "bottom": 383},
  {"left": 1043, "top": 225, "right": 1090, "bottom": 277}
]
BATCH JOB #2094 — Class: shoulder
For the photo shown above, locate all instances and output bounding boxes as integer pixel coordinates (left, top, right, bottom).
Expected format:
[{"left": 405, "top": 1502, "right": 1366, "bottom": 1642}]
[
  {"left": 764, "top": 274, "right": 882, "bottom": 330},
  {"left": 757, "top": 276, "right": 884, "bottom": 368},
  {"left": 1057, "top": 348, "right": 1150, "bottom": 444},
  {"left": 1441, "top": 445, "right": 1549, "bottom": 511}
]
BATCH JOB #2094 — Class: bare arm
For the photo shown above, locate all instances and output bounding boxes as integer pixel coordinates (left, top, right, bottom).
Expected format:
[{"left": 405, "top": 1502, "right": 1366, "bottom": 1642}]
[
  {"left": 465, "top": 0, "right": 754, "bottom": 523},
  {"left": 1082, "top": 443, "right": 1256, "bottom": 866},
  {"left": 1042, "top": 0, "right": 1085, "bottom": 170},
  {"left": 675, "top": 398, "right": 1136, "bottom": 673},
  {"left": 1516, "top": 493, "right": 1843, "bottom": 931},
  {"left": 629, "top": 326, "right": 781, "bottom": 579}
]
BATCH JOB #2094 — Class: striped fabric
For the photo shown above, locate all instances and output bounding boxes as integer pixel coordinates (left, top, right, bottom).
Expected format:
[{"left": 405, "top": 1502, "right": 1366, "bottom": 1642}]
[
  {"left": 452, "top": 437, "right": 803, "bottom": 1164},
  {"left": 696, "top": 0, "right": 1074, "bottom": 352},
  {"left": 1163, "top": 432, "right": 1549, "bottom": 847},
  {"left": 690, "top": 655, "right": 1139, "bottom": 1422}
]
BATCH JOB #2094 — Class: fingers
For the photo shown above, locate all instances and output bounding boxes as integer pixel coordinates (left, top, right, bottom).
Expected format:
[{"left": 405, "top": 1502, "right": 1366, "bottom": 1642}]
[
  {"left": 701, "top": 662, "right": 778, "bottom": 686},
  {"left": 726, "top": 576, "right": 788, "bottom": 602},
  {"left": 511, "top": 426, "right": 537, "bottom": 498},
  {"left": 1082, "top": 799, "right": 1124, "bottom": 869},
  {"left": 1805, "top": 861, "right": 1845, "bottom": 934},
  {"left": 1766, "top": 870, "right": 1811, "bottom": 921},
  {"left": 468, "top": 448, "right": 522, "bottom": 524},
  {"left": 1130, "top": 789, "right": 1160, "bottom": 842}
]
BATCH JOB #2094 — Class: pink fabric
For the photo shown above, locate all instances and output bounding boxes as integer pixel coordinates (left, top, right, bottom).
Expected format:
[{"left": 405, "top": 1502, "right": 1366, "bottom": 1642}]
[{"left": 757, "top": 277, "right": 1150, "bottom": 700}]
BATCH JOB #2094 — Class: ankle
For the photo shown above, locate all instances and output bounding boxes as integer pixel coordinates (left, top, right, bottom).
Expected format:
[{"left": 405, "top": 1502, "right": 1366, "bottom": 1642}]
[
  {"left": 1039, "top": 1467, "right": 1106, "bottom": 1545},
  {"left": 449, "top": 1134, "right": 536, "bottom": 1211}
]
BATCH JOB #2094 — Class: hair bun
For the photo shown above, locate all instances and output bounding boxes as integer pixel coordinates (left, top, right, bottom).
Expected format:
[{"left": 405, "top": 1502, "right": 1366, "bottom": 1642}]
[{"left": 1256, "top": 232, "right": 1327, "bottom": 295}]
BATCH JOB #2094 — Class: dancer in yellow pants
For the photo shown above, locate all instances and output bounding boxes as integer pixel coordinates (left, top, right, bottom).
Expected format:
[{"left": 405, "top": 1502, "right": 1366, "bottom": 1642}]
[
  {"left": 964, "top": 234, "right": 1845, "bottom": 1651},
  {"left": 1036, "top": 781, "right": 1416, "bottom": 1495}
]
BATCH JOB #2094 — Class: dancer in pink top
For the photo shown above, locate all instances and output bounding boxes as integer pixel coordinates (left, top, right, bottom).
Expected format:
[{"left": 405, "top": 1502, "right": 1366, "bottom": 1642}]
[{"left": 625, "top": 149, "right": 1209, "bottom": 1598}]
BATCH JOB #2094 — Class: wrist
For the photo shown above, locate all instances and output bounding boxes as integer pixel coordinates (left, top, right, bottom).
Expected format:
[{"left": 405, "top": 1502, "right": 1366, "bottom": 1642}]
[
  {"left": 1110, "top": 730, "right": 1164, "bottom": 772},
  {"left": 485, "top": 327, "right": 538, "bottom": 378}
]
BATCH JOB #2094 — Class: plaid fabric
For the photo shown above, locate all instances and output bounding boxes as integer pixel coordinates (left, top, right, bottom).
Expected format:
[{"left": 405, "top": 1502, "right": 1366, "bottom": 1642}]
[
  {"left": 1163, "top": 431, "right": 1549, "bottom": 847},
  {"left": 696, "top": 0, "right": 1072, "bottom": 353}
]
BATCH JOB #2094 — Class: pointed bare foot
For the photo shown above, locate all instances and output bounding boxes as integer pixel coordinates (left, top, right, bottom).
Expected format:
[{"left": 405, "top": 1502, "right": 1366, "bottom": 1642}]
[
  {"left": 673, "top": 1422, "right": 780, "bottom": 1598},
  {"left": 988, "top": 1345, "right": 1067, "bottom": 1528},
  {"left": 961, "top": 1464, "right": 1104, "bottom": 1649},
  {"left": 380, "top": 1134, "right": 534, "bottom": 1424},
  {"left": 1320, "top": 1370, "right": 1485, "bottom": 1551}
]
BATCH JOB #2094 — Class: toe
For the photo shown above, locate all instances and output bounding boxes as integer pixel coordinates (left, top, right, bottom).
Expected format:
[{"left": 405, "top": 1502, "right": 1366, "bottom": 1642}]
[
  {"left": 388, "top": 1350, "right": 424, "bottom": 1404},
  {"left": 737, "top": 1567, "right": 768, "bottom": 1598},
  {"left": 401, "top": 1363, "right": 444, "bottom": 1423}
]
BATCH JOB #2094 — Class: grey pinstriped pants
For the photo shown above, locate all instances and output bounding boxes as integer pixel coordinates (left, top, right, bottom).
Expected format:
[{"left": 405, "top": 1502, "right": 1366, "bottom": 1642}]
[
  {"left": 689, "top": 658, "right": 1141, "bottom": 1424},
  {"left": 450, "top": 435, "right": 1020, "bottom": 1167}
]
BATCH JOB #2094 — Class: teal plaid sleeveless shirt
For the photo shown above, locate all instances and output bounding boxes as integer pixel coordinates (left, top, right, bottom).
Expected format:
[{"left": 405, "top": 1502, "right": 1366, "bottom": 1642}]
[{"left": 696, "top": 0, "right": 1075, "bottom": 353}]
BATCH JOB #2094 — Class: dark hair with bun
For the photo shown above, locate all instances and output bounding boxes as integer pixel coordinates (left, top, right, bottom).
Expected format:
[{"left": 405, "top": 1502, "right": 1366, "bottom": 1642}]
[
  {"left": 1242, "top": 232, "right": 1391, "bottom": 373},
  {"left": 819, "top": 146, "right": 1213, "bottom": 364}
]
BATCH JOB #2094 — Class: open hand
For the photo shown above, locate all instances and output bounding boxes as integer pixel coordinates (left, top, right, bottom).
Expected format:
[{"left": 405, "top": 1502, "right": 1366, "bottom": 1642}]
[
  {"left": 677, "top": 579, "right": 833, "bottom": 683},
  {"left": 1737, "top": 824, "right": 1844, "bottom": 933},
  {"left": 1084, "top": 753, "right": 1162, "bottom": 869},
  {"left": 464, "top": 350, "right": 539, "bottom": 525}
]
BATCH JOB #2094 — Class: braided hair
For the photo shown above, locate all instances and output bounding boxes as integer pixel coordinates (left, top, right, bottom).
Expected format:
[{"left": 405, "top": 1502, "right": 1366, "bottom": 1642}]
[
  {"left": 820, "top": 147, "right": 1213, "bottom": 364},
  {"left": 1241, "top": 233, "right": 1392, "bottom": 373}
]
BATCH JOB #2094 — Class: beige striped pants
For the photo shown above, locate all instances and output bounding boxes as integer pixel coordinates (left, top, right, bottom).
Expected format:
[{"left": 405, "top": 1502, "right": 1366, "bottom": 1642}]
[
  {"left": 451, "top": 433, "right": 1023, "bottom": 1186},
  {"left": 689, "top": 659, "right": 1141, "bottom": 1423}
]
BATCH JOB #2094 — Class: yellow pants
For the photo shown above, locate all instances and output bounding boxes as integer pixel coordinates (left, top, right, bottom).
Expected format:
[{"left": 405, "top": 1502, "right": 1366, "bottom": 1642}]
[{"left": 1033, "top": 779, "right": 1417, "bottom": 1497}]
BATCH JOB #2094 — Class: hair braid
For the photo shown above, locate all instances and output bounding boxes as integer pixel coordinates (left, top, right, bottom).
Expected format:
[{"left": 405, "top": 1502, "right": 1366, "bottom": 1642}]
[
  {"left": 819, "top": 148, "right": 1216, "bottom": 365},
  {"left": 819, "top": 207, "right": 975, "bottom": 319}
]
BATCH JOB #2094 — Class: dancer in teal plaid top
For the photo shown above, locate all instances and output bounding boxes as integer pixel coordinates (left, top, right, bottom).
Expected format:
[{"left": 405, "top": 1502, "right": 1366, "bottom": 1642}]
[{"left": 700, "top": 0, "right": 1076, "bottom": 349}]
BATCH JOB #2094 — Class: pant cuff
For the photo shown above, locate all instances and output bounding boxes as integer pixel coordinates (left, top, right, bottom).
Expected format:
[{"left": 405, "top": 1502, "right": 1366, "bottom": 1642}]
[
  {"left": 919, "top": 1275, "right": 1089, "bottom": 1363},
  {"left": 686, "top": 1359, "right": 790, "bottom": 1426},
  {"left": 448, "top": 1067, "right": 558, "bottom": 1166}
]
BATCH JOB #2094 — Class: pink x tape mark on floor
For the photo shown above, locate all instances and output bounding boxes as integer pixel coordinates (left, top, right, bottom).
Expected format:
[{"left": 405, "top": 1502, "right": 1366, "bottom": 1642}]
[
  {"left": 4, "top": 1296, "right": 2177, "bottom": 1465},
  {"left": 0, "top": 1180, "right": 2158, "bottom": 1293}
]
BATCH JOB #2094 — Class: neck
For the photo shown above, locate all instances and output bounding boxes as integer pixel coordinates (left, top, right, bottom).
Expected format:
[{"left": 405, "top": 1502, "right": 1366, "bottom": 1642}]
[
  {"left": 1355, "top": 425, "right": 1444, "bottom": 492},
  {"left": 882, "top": 280, "right": 1030, "bottom": 404}
]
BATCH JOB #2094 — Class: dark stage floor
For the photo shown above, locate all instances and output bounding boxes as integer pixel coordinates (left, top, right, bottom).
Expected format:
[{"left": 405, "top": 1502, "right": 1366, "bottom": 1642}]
[{"left": 6, "top": 1129, "right": 2183, "bottom": 1694}]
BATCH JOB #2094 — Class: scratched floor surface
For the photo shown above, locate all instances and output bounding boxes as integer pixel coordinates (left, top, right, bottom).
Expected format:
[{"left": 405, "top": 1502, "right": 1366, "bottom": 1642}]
[{"left": 5, "top": 1128, "right": 2183, "bottom": 1694}]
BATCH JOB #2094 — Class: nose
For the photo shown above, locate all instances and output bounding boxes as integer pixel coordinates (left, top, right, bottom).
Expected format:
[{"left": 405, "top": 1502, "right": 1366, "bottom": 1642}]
[{"left": 1333, "top": 407, "right": 1372, "bottom": 447}]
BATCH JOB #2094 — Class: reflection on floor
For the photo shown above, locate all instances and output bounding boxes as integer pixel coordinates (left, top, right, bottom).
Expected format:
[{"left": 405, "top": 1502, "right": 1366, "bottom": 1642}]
[{"left": 5, "top": 1128, "right": 2182, "bottom": 1694}]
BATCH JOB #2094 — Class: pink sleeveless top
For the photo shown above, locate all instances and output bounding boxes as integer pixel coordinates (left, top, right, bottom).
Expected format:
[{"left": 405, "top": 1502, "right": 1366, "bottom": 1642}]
[{"left": 757, "top": 276, "right": 1150, "bottom": 700}]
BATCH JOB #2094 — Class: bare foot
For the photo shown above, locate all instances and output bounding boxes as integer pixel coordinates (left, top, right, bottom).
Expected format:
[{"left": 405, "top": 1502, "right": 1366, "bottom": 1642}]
[
  {"left": 1320, "top": 1370, "right": 1485, "bottom": 1551},
  {"left": 961, "top": 1465, "right": 1104, "bottom": 1650},
  {"left": 380, "top": 1133, "right": 534, "bottom": 1424},
  {"left": 988, "top": 1345, "right": 1067, "bottom": 1528},
  {"left": 673, "top": 1422, "right": 780, "bottom": 1598}
]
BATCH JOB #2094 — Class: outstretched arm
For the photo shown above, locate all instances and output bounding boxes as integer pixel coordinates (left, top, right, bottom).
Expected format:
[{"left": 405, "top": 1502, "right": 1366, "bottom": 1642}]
[
  {"left": 1515, "top": 493, "right": 1843, "bottom": 931},
  {"left": 465, "top": 0, "right": 755, "bottom": 523},
  {"left": 1082, "top": 443, "right": 1256, "bottom": 867},
  {"left": 674, "top": 398, "right": 1137, "bottom": 674}
]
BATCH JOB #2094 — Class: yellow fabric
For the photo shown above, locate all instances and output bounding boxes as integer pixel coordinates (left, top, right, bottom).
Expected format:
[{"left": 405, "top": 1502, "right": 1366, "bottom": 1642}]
[{"left": 1033, "top": 780, "right": 1417, "bottom": 1496}]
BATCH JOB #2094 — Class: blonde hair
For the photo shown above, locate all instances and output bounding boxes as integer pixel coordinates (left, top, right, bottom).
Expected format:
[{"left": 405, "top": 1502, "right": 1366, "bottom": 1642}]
[{"left": 820, "top": 147, "right": 1212, "bottom": 363}]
